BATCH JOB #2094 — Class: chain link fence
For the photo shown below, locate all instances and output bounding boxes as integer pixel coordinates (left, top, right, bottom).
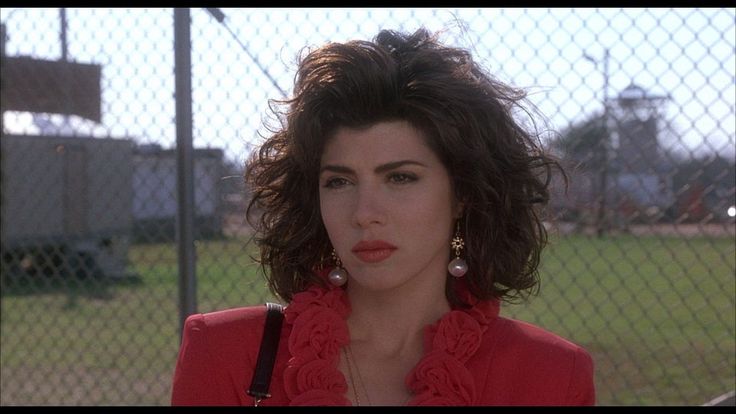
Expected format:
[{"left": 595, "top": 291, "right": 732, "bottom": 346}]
[{"left": 0, "top": 8, "right": 733, "bottom": 406}]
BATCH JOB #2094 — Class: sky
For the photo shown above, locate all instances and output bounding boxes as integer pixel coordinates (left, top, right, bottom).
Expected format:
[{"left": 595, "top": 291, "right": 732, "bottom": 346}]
[{"left": 1, "top": 8, "right": 734, "bottom": 164}]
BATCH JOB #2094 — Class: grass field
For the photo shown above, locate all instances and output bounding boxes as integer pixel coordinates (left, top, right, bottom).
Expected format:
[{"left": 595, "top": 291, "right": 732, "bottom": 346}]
[
  {"left": 0, "top": 234, "right": 733, "bottom": 405},
  {"left": 503, "top": 234, "right": 735, "bottom": 405}
]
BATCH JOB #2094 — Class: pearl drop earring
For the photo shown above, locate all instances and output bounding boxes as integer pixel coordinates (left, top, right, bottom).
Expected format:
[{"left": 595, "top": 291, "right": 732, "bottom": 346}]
[
  {"left": 328, "top": 249, "right": 348, "bottom": 286},
  {"left": 448, "top": 221, "right": 468, "bottom": 277}
]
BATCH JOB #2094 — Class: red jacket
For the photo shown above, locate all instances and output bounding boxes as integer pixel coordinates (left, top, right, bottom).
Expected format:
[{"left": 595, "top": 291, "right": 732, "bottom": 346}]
[{"left": 171, "top": 295, "right": 595, "bottom": 406}]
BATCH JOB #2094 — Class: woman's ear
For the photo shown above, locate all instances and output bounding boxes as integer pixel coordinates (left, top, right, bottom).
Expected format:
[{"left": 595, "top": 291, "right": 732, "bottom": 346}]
[{"left": 453, "top": 200, "right": 465, "bottom": 219}]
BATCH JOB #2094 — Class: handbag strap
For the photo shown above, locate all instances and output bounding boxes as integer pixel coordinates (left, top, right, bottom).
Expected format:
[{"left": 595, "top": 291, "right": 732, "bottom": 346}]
[{"left": 246, "top": 302, "right": 284, "bottom": 406}]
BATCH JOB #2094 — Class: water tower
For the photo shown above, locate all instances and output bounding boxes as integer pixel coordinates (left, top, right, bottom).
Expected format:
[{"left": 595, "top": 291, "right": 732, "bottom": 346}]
[
  {"left": 610, "top": 84, "right": 673, "bottom": 220},
  {"left": 613, "top": 84, "right": 670, "bottom": 174}
]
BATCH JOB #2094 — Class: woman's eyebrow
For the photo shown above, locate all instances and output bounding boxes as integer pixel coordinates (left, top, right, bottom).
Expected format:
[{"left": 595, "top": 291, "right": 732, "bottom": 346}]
[
  {"left": 319, "top": 164, "right": 354, "bottom": 175},
  {"left": 320, "top": 160, "right": 427, "bottom": 175},
  {"left": 374, "top": 160, "right": 427, "bottom": 174}
]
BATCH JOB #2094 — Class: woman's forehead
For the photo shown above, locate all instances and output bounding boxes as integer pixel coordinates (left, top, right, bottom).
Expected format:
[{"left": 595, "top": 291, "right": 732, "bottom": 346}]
[{"left": 320, "top": 121, "right": 439, "bottom": 166}]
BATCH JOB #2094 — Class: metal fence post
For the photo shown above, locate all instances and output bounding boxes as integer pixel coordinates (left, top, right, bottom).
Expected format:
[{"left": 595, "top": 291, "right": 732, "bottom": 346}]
[{"left": 174, "top": 7, "right": 197, "bottom": 338}]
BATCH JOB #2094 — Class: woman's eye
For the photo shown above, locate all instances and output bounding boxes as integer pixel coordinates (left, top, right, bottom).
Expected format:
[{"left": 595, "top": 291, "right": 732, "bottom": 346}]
[
  {"left": 323, "top": 177, "right": 350, "bottom": 189},
  {"left": 388, "top": 172, "right": 418, "bottom": 184}
]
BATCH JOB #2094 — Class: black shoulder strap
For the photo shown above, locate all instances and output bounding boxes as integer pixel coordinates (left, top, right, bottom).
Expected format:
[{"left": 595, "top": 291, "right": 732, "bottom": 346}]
[{"left": 246, "top": 302, "right": 284, "bottom": 406}]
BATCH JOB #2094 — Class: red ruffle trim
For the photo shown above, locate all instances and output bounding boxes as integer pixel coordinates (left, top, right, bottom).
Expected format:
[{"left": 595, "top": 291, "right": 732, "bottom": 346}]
[{"left": 282, "top": 277, "right": 498, "bottom": 406}]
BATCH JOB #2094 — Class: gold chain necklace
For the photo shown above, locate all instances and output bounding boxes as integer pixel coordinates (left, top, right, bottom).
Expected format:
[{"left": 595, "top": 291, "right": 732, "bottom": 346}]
[
  {"left": 343, "top": 343, "right": 415, "bottom": 406},
  {"left": 343, "top": 344, "right": 372, "bottom": 406}
]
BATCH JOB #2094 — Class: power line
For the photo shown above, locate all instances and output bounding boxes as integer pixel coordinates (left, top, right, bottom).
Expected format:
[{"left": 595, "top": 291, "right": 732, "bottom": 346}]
[{"left": 204, "top": 8, "right": 288, "bottom": 99}]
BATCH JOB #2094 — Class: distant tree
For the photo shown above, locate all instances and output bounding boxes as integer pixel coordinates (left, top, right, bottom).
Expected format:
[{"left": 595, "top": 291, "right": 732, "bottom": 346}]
[
  {"left": 545, "top": 113, "right": 609, "bottom": 225},
  {"left": 671, "top": 155, "right": 734, "bottom": 191},
  {"left": 548, "top": 113, "right": 608, "bottom": 172}
]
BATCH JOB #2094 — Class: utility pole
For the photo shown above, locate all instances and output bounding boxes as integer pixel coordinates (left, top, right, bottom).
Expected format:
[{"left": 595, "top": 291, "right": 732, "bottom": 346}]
[
  {"left": 60, "top": 8, "right": 68, "bottom": 61},
  {"left": 1, "top": 23, "right": 6, "bottom": 135},
  {"left": 174, "top": 8, "right": 197, "bottom": 338},
  {"left": 60, "top": 8, "right": 70, "bottom": 132},
  {"left": 584, "top": 48, "right": 611, "bottom": 237}
]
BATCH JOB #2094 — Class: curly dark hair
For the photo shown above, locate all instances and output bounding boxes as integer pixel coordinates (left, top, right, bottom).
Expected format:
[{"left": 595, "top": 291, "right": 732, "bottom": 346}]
[{"left": 245, "top": 28, "right": 564, "bottom": 307}]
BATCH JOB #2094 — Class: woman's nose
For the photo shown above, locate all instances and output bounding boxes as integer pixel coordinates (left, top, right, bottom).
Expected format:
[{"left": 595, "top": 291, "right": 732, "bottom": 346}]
[{"left": 351, "top": 185, "right": 386, "bottom": 228}]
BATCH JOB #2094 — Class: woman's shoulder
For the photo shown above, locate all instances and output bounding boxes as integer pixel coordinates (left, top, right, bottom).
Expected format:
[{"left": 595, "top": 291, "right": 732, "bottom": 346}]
[
  {"left": 187, "top": 305, "right": 269, "bottom": 327},
  {"left": 173, "top": 304, "right": 289, "bottom": 406},
  {"left": 475, "top": 316, "right": 595, "bottom": 404},
  {"left": 182, "top": 305, "right": 274, "bottom": 348},
  {"left": 184, "top": 305, "right": 266, "bottom": 328},
  {"left": 487, "top": 316, "right": 593, "bottom": 372},
  {"left": 489, "top": 316, "right": 594, "bottom": 378},
  {"left": 492, "top": 316, "right": 589, "bottom": 355}
]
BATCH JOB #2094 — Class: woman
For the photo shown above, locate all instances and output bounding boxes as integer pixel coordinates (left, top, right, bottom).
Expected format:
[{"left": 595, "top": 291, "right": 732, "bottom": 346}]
[{"left": 171, "top": 27, "right": 595, "bottom": 406}]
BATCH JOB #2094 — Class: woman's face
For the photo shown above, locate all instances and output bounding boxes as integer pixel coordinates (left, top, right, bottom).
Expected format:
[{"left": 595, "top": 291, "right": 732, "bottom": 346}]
[{"left": 319, "top": 120, "right": 462, "bottom": 293}]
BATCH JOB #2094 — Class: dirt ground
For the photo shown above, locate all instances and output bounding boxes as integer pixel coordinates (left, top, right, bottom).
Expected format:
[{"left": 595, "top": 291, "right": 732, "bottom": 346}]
[{"left": 549, "top": 221, "right": 736, "bottom": 238}]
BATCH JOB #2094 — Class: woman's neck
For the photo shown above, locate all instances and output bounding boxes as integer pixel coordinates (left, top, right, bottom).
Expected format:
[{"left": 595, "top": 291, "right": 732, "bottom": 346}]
[{"left": 344, "top": 281, "right": 451, "bottom": 358}]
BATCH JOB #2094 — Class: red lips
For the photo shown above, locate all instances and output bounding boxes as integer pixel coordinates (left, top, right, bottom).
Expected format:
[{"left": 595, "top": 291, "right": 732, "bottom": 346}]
[{"left": 351, "top": 240, "right": 397, "bottom": 263}]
